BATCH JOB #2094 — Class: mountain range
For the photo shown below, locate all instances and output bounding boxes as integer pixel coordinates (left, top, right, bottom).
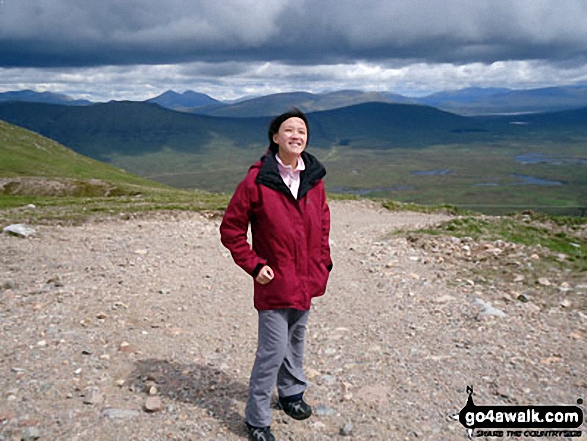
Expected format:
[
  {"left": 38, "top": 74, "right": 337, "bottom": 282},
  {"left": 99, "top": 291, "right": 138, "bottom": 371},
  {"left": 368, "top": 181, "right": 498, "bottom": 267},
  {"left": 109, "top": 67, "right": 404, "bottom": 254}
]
[
  {"left": 3, "top": 85, "right": 587, "bottom": 115},
  {"left": 185, "top": 90, "right": 415, "bottom": 117},
  {"left": 0, "top": 100, "right": 521, "bottom": 161},
  {"left": 0, "top": 89, "right": 92, "bottom": 106},
  {"left": 1, "top": 99, "right": 586, "bottom": 160},
  {"left": 418, "top": 86, "right": 587, "bottom": 115}
]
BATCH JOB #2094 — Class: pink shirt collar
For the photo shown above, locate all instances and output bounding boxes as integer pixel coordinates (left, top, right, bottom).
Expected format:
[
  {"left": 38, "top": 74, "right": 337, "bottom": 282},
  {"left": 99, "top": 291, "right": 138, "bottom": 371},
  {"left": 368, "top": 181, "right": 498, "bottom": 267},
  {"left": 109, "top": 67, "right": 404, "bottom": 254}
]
[
  {"left": 276, "top": 154, "right": 305, "bottom": 173},
  {"left": 276, "top": 154, "right": 305, "bottom": 198}
]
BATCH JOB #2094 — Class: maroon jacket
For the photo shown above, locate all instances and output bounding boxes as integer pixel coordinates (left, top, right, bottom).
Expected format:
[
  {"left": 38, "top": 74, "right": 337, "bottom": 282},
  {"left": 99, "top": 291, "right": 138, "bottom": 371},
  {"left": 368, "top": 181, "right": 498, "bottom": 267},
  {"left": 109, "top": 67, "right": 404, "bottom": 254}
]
[{"left": 220, "top": 151, "right": 332, "bottom": 311}]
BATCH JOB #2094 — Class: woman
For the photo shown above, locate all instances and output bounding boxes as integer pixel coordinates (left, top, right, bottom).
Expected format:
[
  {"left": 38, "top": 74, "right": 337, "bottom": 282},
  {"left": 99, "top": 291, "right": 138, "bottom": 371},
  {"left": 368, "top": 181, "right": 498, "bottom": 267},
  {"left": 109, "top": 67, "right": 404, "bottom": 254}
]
[{"left": 220, "top": 109, "right": 332, "bottom": 441}]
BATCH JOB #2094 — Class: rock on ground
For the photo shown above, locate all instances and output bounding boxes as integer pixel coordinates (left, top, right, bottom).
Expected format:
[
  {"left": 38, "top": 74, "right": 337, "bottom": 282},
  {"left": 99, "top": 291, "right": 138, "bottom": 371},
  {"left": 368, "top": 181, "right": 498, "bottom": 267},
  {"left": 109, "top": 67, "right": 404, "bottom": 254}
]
[{"left": 0, "top": 200, "right": 585, "bottom": 440}]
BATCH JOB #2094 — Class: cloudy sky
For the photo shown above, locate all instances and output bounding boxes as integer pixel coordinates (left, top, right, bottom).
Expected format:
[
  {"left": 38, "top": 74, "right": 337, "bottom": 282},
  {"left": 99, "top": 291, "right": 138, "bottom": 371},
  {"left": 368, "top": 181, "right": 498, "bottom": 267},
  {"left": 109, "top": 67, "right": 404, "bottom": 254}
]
[{"left": 1, "top": 0, "right": 587, "bottom": 101}]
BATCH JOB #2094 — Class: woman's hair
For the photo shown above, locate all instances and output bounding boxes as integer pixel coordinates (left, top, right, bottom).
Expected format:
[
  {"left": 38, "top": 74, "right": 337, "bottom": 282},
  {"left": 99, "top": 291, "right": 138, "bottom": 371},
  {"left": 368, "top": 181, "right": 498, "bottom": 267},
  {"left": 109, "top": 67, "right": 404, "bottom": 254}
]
[{"left": 267, "top": 108, "right": 309, "bottom": 153}]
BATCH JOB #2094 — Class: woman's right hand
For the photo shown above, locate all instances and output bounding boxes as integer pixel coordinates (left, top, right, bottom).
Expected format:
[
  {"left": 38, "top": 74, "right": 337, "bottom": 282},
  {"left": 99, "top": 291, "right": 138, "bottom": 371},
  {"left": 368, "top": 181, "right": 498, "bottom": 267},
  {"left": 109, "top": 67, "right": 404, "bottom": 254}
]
[{"left": 255, "top": 265, "right": 274, "bottom": 284}]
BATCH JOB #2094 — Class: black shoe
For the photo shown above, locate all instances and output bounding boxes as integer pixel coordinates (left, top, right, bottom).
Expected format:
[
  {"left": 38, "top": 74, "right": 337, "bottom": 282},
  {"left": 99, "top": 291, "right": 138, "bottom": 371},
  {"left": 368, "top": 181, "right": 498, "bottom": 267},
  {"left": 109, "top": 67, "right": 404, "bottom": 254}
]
[
  {"left": 279, "top": 397, "right": 312, "bottom": 421},
  {"left": 246, "top": 422, "right": 276, "bottom": 441}
]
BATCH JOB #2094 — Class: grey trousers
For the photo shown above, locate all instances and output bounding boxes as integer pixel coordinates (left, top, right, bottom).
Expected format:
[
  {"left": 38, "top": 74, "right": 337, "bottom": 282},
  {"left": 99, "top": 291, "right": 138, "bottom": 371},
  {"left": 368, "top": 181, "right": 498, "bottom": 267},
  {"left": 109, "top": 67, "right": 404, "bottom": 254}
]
[{"left": 245, "top": 308, "right": 310, "bottom": 427}]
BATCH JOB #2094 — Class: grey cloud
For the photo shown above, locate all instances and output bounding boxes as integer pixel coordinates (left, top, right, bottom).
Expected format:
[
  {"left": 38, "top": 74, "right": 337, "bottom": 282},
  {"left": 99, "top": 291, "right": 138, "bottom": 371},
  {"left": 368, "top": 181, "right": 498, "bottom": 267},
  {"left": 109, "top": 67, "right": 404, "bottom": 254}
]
[
  {"left": 179, "top": 62, "right": 253, "bottom": 77},
  {"left": 1, "top": 0, "right": 586, "bottom": 68},
  {"left": 0, "top": 0, "right": 286, "bottom": 66},
  {"left": 290, "top": 0, "right": 587, "bottom": 62}
]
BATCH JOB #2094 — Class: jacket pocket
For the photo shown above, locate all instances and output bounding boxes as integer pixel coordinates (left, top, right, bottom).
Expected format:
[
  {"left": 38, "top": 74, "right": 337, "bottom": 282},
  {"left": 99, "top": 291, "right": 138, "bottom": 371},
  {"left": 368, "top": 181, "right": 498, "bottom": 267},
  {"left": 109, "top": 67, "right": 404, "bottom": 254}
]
[{"left": 308, "top": 259, "right": 330, "bottom": 298}]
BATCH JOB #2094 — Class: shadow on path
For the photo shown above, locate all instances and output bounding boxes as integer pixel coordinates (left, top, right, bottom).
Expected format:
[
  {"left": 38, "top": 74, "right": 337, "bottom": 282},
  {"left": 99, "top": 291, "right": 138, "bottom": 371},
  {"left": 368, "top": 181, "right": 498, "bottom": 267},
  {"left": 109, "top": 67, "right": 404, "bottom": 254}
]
[{"left": 128, "top": 358, "right": 249, "bottom": 438}]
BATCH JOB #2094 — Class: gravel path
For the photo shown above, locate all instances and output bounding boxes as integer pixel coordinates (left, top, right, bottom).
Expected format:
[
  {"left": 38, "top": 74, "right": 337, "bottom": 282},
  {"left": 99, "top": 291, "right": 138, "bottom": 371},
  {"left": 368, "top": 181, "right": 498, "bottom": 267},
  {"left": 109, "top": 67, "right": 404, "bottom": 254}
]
[{"left": 1, "top": 200, "right": 585, "bottom": 440}]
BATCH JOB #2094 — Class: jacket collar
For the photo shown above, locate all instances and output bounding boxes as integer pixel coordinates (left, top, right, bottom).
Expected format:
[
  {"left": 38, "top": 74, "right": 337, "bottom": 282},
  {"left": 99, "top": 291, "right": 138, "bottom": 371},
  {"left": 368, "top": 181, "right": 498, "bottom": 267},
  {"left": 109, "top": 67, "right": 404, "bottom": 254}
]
[{"left": 255, "top": 150, "right": 326, "bottom": 200}]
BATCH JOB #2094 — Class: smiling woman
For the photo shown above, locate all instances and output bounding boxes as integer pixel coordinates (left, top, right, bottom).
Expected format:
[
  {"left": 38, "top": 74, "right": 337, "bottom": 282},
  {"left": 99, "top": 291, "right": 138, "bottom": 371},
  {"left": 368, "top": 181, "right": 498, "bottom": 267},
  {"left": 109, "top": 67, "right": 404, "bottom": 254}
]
[{"left": 219, "top": 108, "right": 332, "bottom": 441}]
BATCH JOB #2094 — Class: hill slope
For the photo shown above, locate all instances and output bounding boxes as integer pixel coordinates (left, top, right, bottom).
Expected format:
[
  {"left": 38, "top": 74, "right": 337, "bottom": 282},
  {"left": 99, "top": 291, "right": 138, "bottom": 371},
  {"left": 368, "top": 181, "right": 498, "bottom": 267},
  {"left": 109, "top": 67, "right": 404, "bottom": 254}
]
[
  {"left": 0, "top": 101, "right": 268, "bottom": 159},
  {"left": 0, "top": 119, "right": 229, "bottom": 218},
  {"left": 307, "top": 102, "right": 489, "bottom": 148},
  {"left": 0, "top": 121, "right": 165, "bottom": 194}
]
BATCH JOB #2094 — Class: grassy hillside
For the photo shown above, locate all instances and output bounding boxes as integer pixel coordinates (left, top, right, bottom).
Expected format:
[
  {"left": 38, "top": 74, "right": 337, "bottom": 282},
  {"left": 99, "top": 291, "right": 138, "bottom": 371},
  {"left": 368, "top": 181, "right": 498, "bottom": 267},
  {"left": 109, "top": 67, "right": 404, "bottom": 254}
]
[
  {"left": 307, "top": 102, "right": 491, "bottom": 148},
  {"left": 0, "top": 101, "right": 269, "bottom": 160},
  {"left": 0, "top": 120, "right": 228, "bottom": 224},
  {"left": 0, "top": 120, "right": 166, "bottom": 187}
]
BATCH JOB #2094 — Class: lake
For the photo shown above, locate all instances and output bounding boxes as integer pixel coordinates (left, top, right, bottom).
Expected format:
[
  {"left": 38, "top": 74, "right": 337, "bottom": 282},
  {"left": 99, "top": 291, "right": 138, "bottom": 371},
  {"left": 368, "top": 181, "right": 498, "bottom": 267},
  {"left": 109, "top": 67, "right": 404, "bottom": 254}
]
[{"left": 516, "top": 153, "right": 587, "bottom": 165}]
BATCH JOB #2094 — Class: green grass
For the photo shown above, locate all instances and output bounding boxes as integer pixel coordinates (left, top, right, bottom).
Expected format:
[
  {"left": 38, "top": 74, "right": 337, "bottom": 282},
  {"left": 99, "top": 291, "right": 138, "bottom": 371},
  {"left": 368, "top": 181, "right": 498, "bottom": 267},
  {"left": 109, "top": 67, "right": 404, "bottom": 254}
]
[
  {"left": 0, "top": 191, "right": 230, "bottom": 225},
  {"left": 416, "top": 214, "right": 587, "bottom": 271},
  {"left": 379, "top": 199, "right": 462, "bottom": 215}
]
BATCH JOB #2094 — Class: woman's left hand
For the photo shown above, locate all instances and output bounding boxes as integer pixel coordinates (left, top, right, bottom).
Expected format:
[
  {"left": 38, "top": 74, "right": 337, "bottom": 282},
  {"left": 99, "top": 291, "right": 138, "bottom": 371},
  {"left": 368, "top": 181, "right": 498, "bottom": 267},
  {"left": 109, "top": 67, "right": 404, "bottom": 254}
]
[{"left": 255, "top": 265, "right": 274, "bottom": 284}]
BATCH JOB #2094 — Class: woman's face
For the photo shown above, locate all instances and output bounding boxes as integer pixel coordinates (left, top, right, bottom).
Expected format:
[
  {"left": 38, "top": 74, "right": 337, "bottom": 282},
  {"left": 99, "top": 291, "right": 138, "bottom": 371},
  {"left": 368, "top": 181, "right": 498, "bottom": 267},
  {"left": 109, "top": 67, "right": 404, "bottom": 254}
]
[{"left": 272, "top": 117, "right": 308, "bottom": 160}]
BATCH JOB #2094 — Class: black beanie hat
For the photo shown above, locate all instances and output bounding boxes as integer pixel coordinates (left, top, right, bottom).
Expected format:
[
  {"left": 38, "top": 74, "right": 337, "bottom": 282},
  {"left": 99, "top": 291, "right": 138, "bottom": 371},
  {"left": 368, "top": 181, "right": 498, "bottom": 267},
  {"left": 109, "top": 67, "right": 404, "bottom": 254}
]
[{"left": 268, "top": 108, "right": 309, "bottom": 153}]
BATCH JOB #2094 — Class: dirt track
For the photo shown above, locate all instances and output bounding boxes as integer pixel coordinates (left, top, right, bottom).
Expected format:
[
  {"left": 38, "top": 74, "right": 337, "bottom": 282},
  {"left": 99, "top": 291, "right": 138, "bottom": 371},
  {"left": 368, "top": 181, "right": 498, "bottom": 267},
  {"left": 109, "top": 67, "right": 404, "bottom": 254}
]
[{"left": 1, "top": 200, "right": 585, "bottom": 440}]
